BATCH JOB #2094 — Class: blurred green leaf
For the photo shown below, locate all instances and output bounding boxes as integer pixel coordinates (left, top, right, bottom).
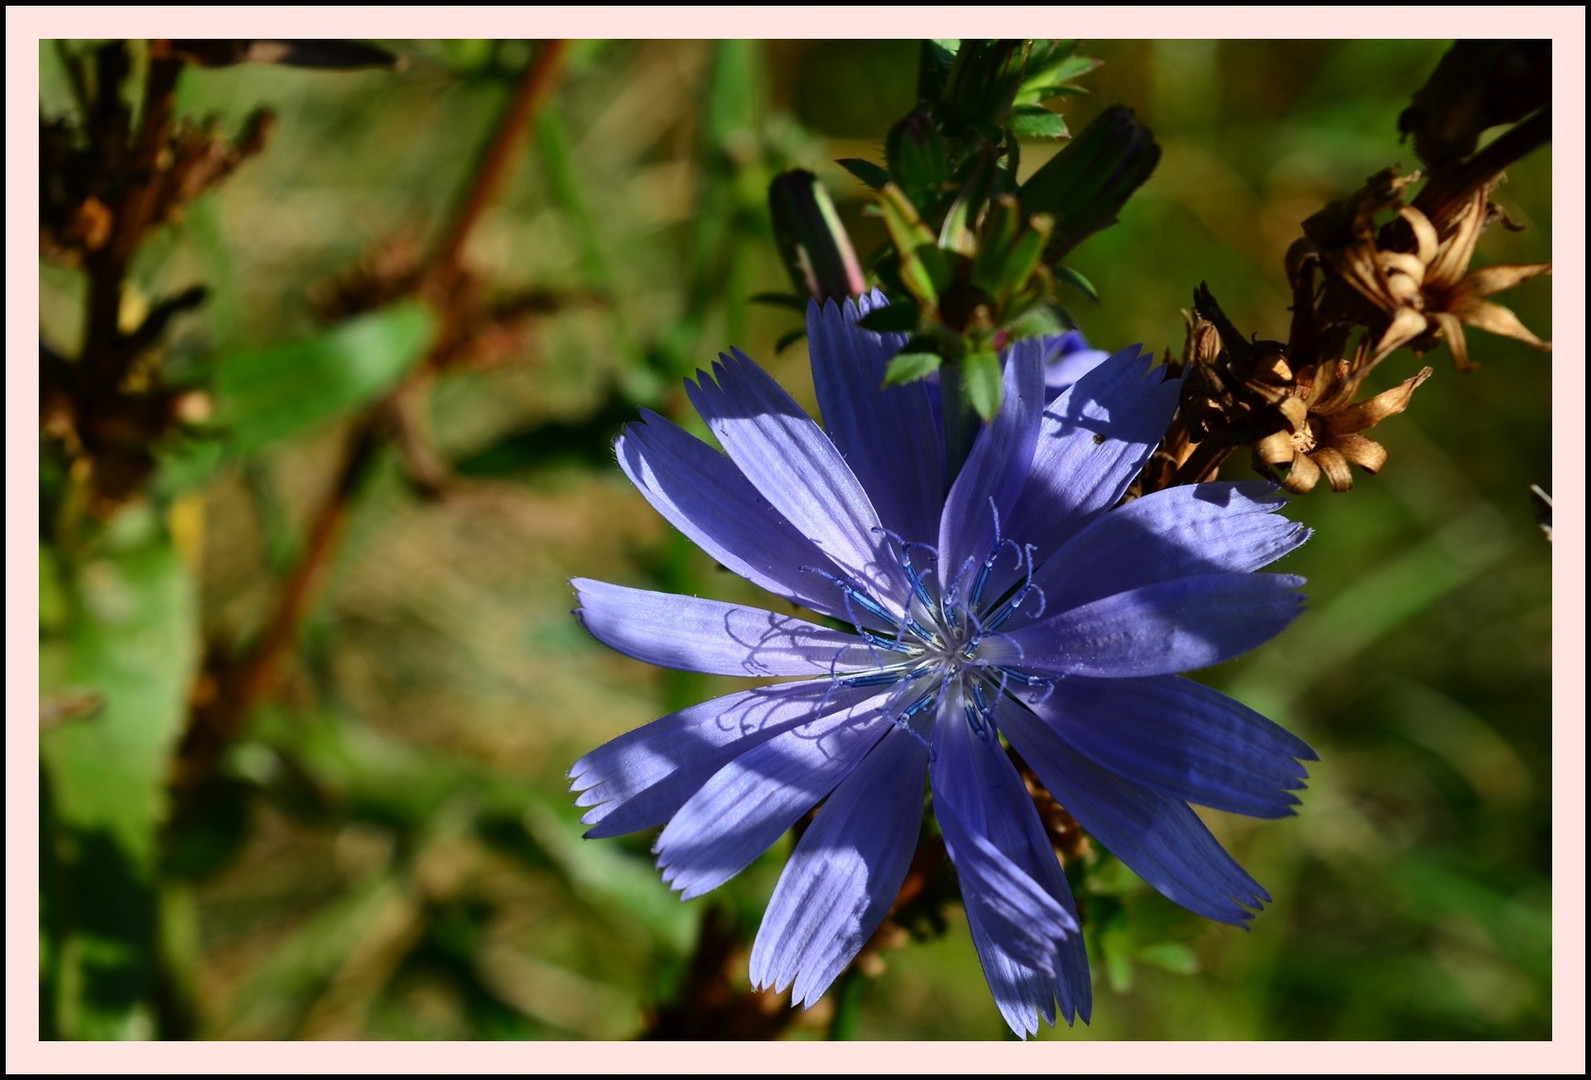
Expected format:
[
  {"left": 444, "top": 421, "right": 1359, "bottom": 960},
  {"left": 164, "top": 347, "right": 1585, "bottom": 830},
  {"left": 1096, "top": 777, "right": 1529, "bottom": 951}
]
[
  {"left": 836, "top": 157, "right": 891, "bottom": 191},
  {"left": 39, "top": 542, "right": 68, "bottom": 633},
  {"left": 1053, "top": 263, "right": 1100, "bottom": 302},
  {"left": 1008, "top": 104, "right": 1068, "bottom": 139},
  {"left": 749, "top": 292, "right": 808, "bottom": 313},
  {"left": 214, "top": 301, "right": 436, "bottom": 456},
  {"left": 1134, "top": 941, "right": 1199, "bottom": 976},
  {"left": 152, "top": 436, "right": 227, "bottom": 498},
  {"left": 220, "top": 871, "right": 407, "bottom": 1038},
  {"left": 40, "top": 523, "right": 199, "bottom": 1038},
  {"left": 774, "top": 328, "right": 808, "bottom": 355},
  {"left": 520, "top": 804, "right": 696, "bottom": 956}
]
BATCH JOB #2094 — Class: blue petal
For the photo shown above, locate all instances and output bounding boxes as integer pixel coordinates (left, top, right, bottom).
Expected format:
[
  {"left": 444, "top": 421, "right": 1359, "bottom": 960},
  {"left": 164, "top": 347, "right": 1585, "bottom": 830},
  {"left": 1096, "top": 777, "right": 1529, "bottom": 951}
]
[
  {"left": 616, "top": 410, "right": 869, "bottom": 625},
  {"left": 1029, "top": 480, "right": 1310, "bottom": 616},
  {"left": 654, "top": 692, "right": 892, "bottom": 899},
  {"left": 808, "top": 294, "right": 945, "bottom": 545},
  {"left": 937, "top": 339, "right": 1047, "bottom": 597},
  {"left": 966, "top": 905, "right": 1090, "bottom": 1037},
  {"left": 999, "top": 700, "right": 1271, "bottom": 924},
  {"left": 1042, "top": 331, "right": 1111, "bottom": 399},
  {"left": 749, "top": 723, "right": 928, "bottom": 1007},
  {"left": 997, "top": 573, "right": 1306, "bottom": 678},
  {"left": 929, "top": 686, "right": 1089, "bottom": 1033},
  {"left": 1004, "top": 346, "right": 1181, "bottom": 556},
  {"left": 1019, "top": 675, "right": 1316, "bottom": 818},
  {"left": 686, "top": 349, "right": 910, "bottom": 615},
  {"left": 570, "top": 680, "right": 874, "bottom": 839},
  {"left": 572, "top": 579, "right": 877, "bottom": 677}
]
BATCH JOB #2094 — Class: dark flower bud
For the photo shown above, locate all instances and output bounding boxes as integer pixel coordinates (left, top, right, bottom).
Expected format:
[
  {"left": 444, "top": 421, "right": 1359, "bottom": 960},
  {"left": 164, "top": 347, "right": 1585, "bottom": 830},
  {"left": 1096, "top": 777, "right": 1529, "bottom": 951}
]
[
  {"left": 1020, "top": 106, "right": 1160, "bottom": 262},
  {"left": 767, "top": 169, "right": 866, "bottom": 304}
]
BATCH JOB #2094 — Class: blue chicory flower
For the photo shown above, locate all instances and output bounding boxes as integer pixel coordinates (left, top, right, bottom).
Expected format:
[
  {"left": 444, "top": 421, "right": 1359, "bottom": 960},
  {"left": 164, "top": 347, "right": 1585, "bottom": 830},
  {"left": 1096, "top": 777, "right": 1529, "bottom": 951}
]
[{"left": 569, "top": 292, "right": 1315, "bottom": 1037}]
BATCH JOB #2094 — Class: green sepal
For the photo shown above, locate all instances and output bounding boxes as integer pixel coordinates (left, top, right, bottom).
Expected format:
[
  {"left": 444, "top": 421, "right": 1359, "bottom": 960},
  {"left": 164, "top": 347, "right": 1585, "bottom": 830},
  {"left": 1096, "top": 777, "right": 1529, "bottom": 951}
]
[
  {"left": 837, "top": 158, "right": 892, "bottom": 191},
  {"left": 883, "top": 351, "right": 944, "bottom": 386},
  {"left": 1053, "top": 263, "right": 1100, "bottom": 302},
  {"left": 878, "top": 184, "right": 951, "bottom": 307},
  {"left": 1008, "top": 104, "right": 1069, "bottom": 139}
]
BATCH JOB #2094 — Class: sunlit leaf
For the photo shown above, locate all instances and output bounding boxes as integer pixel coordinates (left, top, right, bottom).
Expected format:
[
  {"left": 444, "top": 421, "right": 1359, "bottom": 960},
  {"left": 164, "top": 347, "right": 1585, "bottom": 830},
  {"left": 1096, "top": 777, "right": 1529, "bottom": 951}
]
[{"left": 40, "top": 517, "right": 198, "bottom": 1038}]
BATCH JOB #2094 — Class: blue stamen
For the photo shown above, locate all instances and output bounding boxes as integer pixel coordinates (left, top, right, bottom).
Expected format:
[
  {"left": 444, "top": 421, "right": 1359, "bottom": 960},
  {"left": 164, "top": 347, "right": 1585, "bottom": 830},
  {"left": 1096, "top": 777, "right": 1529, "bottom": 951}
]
[
  {"left": 862, "top": 631, "right": 916, "bottom": 655},
  {"left": 801, "top": 565, "right": 900, "bottom": 631},
  {"left": 899, "top": 540, "right": 941, "bottom": 614},
  {"left": 839, "top": 669, "right": 913, "bottom": 689}
]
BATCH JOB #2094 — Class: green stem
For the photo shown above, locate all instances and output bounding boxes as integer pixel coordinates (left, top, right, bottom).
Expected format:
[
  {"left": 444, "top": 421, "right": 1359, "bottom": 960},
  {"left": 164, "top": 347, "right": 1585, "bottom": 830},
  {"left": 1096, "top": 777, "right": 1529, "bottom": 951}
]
[
  {"left": 826, "top": 966, "right": 868, "bottom": 1040},
  {"left": 940, "top": 361, "right": 980, "bottom": 485}
]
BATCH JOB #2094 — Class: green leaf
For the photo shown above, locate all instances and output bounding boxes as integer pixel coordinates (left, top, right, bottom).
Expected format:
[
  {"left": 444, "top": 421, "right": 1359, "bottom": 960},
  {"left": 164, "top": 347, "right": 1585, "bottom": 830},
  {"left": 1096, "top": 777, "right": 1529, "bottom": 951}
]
[
  {"left": 1049, "top": 53, "right": 1103, "bottom": 85},
  {"left": 520, "top": 803, "right": 696, "bottom": 956},
  {"left": 1024, "top": 83, "right": 1093, "bottom": 103},
  {"left": 883, "top": 351, "right": 943, "bottom": 385},
  {"left": 1134, "top": 941, "right": 1199, "bottom": 976},
  {"left": 215, "top": 300, "right": 437, "bottom": 456},
  {"left": 774, "top": 328, "right": 808, "bottom": 355},
  {"left": 40, "top": 521, "right": 199, "bottom": 1038},
  {"left": 152, "top": 436, "right": 227, "bottom": 498},
  {"left": 39, "top": 542, "right": 67, "bottom": 632},
  {"left": 837, "top": 157, "right": 891, "bottom": 191},
  {"left": 1008, "top": 104, "right": 1068, "bottom": 139},
  {"left": 1053, "top": 263, "right": 1100, "bottom": 302},
  {"left": 962, "top": 349, "right": 1003, "bottom": 420},
  {"left": 858, "top": 301, "right": 921, "bottom": 333}
]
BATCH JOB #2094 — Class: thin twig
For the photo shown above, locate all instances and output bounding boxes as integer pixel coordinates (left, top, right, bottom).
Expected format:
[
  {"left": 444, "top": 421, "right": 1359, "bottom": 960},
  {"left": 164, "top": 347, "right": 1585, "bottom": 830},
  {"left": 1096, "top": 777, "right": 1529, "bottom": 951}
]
[{"left": 427, "top": 40, "right": 569, "bottom": 297}]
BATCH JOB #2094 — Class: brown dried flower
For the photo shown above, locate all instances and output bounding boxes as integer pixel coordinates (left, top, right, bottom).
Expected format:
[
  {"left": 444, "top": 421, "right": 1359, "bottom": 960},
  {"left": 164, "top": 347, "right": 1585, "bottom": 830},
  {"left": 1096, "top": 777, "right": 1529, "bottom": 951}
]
[
  {"left": 1252, "top": 347, "right": 1434, "bottom": 494},
  {"left": 1329, "top": 186, "right": 1551, "bottom": 371}
]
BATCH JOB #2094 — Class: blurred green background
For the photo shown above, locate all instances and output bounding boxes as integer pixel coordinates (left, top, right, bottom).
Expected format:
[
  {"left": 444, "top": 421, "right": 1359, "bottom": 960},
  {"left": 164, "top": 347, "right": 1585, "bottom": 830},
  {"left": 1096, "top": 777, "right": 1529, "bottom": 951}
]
[{"left": 38, "top": 40, "right": 1552, "bottom": 1040}]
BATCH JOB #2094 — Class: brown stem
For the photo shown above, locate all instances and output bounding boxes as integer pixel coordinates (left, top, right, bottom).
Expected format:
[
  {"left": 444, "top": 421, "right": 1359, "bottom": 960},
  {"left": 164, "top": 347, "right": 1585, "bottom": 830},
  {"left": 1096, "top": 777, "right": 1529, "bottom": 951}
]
[
  {"left": 83, "top": 44, "right": 184, "bottom": 386},
  {"left": 1413, "top": 108, "right": 1551, "bottom": 231},
  {"left": 426, "top": 40, "right": 569, "bottom": 298},
  {"left": 237, "top": 417, "right": 381, "bottom": 709}
]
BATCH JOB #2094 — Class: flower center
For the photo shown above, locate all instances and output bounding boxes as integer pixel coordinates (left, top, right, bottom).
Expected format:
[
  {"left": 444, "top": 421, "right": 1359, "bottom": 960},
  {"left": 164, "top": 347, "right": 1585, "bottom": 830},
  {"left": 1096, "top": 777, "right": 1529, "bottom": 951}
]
[{"left": 812, "top": 523, "right": 1061, "bottom": 748}]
